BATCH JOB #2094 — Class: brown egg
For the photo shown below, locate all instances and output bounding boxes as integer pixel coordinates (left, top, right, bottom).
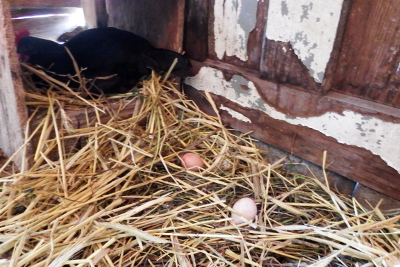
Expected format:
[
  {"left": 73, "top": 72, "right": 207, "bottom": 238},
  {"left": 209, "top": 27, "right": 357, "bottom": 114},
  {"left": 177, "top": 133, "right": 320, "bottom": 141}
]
[
  {"left": 231, "top": 197, "right": 257, "bottom": 224},
  {"left": 181, "top": 152, "right": 204, "bottom": 171}
]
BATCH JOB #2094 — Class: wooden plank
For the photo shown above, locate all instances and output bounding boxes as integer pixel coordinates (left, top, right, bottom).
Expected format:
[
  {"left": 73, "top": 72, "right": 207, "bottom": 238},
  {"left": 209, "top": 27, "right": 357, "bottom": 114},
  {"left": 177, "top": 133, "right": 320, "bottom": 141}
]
[
  {"left": 9, "top": 0, "right": 81, "bottom": 8},
  {"left": 195, "top": 59, "right": 400, "bottom": 122},
  {"left": 106, "top": 0, "right": 185, "bottom": 52},
  {"left": 0, "top": 0, "right": 29, "bottom": 169},
  {"left": 332, "top": 0, "right": 400, "bottom": 108},
  {"left": 207, "top": 0, "right": 268, "bottom": 70},
  {"left": 184, "top": 60, "right": 400, "bottom": 200},
  {"left": 183, "top": 0, "right": 209, "bottom": 61}
]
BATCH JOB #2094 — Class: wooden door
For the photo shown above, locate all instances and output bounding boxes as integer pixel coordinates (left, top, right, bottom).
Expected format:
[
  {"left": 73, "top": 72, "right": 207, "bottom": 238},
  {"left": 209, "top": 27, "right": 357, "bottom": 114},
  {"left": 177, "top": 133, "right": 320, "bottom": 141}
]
[{"left": 183, "top": 0, "right": 400, "bottom": 200}]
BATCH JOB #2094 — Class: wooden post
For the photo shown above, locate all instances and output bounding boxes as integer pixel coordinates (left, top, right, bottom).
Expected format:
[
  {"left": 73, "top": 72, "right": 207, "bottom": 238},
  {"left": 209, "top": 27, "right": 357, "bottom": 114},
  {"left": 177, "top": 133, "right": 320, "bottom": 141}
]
[{"left": 0, "top": 0, "right": 29, "bottom": 170}]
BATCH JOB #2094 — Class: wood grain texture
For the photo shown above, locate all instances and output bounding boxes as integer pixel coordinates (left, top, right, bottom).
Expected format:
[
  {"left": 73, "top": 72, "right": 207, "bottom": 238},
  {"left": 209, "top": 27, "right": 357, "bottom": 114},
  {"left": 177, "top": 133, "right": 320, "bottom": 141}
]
[
  {"left": 184, "top": 59, "right": 400, "bottom": 200},
  {"left": 207, "top": 0, "right": 268, "bottom": 70},
  {"left": 106, "top": 0, "right": 185, "bottom": 52},
  {"left": 332, "top": 0, "right": 400, "bottom": 108},
  {"left": 0, "top": 0, "right": 29, "bottom": 169},
  {"left": 183, "top": 0, "right": 209, "bottom": 61},
  {"left": 260, "top": 40, "right": 320, "bottom": 92}
]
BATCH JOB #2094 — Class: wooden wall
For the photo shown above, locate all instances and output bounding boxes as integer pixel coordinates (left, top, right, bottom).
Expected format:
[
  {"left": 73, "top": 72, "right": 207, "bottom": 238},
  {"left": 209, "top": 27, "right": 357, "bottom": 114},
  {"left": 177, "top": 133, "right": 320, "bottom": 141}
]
[
  {"left": 106, "top": 0, "right": 185, "bottom": 52},
  {"left": 183, "top": 0, "right": 400, "bottom": 200}
]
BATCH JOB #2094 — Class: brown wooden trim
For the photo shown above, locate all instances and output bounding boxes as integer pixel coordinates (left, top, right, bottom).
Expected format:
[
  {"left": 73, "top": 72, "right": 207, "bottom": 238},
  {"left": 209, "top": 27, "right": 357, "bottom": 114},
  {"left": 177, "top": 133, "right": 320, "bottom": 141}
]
[
  {"left": 331, "top": 0, "right": 400, "bottom": 108},
  {"left": 185, "top": 59, "right": 400, "bottom": 200},
  {"left": 321, "top": 0, "right": 354, "bottom": 94},
  {"left": 183, "top": 0, "right": 209, "bottom": 61},
  {"left": 106, "top": 0, "right": 185, "bottom": 52}
]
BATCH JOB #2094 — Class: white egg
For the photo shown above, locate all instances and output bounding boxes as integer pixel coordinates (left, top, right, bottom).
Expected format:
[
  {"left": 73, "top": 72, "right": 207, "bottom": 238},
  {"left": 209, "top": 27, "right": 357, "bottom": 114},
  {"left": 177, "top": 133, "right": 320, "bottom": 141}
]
[{"left": 231, "top": 197, "right": 257, "bottom": 224}]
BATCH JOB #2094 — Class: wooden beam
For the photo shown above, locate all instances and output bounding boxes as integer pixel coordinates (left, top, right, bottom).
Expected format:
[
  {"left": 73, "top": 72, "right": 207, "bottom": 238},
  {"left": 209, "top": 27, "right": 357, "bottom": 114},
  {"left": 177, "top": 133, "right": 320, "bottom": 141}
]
[{"left": 0, "top": 0, "right": 29, "bottom": 169}]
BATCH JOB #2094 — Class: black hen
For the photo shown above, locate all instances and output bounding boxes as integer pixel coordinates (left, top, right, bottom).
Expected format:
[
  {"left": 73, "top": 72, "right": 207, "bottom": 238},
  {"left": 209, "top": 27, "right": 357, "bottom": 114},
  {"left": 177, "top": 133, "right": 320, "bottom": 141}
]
[{"left": 17, "top": 27, "right": 191, "bottom": 94}]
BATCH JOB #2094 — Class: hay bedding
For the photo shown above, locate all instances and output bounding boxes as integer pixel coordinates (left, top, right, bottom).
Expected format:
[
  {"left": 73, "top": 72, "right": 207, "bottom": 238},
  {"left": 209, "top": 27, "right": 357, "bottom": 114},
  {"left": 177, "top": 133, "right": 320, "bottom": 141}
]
[{"left": 0, "top": 66, "right": 399, "bottom": 267}]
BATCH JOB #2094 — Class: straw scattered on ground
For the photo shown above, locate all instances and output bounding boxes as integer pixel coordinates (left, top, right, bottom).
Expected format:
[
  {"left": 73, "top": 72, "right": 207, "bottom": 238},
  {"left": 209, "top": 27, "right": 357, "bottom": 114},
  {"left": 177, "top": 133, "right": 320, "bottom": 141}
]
[{"left": 0, "top": 67, "right": 399, "bottom": 267}]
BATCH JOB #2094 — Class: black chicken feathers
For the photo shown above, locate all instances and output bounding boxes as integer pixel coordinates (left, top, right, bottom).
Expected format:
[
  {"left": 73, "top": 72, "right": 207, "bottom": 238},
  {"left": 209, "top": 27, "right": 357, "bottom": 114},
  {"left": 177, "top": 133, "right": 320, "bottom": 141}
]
[{"left": 17, "top": 27, "right": 191, "bottom": 94}]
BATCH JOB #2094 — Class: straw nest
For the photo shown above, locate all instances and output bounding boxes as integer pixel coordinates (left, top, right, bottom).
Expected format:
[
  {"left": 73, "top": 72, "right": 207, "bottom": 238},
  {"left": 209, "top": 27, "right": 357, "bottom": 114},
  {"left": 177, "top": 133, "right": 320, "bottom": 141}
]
[{"left": 0, "top": 66, "right": 400, "bottom": 267}]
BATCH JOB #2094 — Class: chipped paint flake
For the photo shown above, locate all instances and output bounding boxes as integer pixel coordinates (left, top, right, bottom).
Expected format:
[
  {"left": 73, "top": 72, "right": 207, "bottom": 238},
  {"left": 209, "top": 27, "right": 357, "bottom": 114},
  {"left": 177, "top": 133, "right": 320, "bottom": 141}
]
[
  {"left": 266, "top": 0, "right": 344, "bottom": 82},
  {"left": 185, "top": 67, "right": 400, "bottom": 173},
  {"left": 214, "top": 0, "right": 258, "bottom": 61},
  {"left": 220, "top": 104, "right": 252, "bottom": 123}
]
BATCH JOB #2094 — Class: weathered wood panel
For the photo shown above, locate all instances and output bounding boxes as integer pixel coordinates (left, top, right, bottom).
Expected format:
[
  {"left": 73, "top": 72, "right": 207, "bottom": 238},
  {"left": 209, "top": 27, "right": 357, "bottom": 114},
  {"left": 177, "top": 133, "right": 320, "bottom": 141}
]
[
  {"left": 261, "top": 40, "right": 319, "bottom": 92},
  {"left": 0, "top": 0, "right": 29, "bottom": 169},
  {"left": 332, "top": 0, "right": 400, "bottom": 108},
  {"left": 207, "top": 0, "right": 267, "bottom": 70},
  {"left": 184, "top": 59, "right": 400, "bottom": 200},
  {"left": 106, "top": 0, "right": 185, "bottom": 52},
  {"left": 262, "top": 0, "right": 345, "bottom": 90},
  {"left": 261, "top": 1, "right": 353, "bottom": 94},
  {"left": 183, "top": 0, "right": 209, "bottom": 61}
]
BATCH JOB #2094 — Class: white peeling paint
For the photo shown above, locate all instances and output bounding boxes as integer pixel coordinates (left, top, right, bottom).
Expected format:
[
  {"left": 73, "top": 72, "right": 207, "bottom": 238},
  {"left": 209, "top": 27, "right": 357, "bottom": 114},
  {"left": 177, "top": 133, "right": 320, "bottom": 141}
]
[
  {"left": 266, "top": 0, "right": 344, "bottom": 82},
  {"left": 214, "top": 0, "right": 258, "bottom": 61},
  {"left": 220, "top": 104, "right": 252, "bottom": 123},
  {"left": 185, "top": 67, "right": 400, "bottom": 173}
]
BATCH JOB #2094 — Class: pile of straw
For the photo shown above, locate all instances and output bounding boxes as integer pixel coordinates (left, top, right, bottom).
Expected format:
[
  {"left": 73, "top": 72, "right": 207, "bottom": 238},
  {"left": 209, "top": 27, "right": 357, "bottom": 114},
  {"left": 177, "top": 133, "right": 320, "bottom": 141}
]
[{"left": 0, "top": 68, "right": 399, "bottom": 266}]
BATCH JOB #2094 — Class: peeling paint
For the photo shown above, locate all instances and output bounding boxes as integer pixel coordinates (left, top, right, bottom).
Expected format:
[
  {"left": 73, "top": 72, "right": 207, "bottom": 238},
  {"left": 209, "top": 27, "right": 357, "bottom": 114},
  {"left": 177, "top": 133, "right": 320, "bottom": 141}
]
[
  {"left": 265, "top": 0, "right": 343, "bottom": 82},
  {"left": 220, "top": 104, "right": 252, "bottom": 123},
  {"left": 214, "top": 0, "right": 258, "bottom": 61},
  {"left": 185, "top": 67, "right": 400, "bottom": 173}
]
